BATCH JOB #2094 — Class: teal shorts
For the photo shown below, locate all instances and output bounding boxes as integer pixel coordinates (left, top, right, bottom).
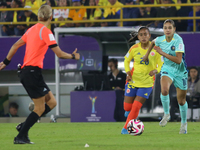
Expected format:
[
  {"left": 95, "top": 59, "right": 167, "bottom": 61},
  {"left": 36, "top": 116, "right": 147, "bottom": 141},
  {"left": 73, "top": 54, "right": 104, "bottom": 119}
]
[{"left": 160, "top": 67, "right": 188, "bottom": 90}]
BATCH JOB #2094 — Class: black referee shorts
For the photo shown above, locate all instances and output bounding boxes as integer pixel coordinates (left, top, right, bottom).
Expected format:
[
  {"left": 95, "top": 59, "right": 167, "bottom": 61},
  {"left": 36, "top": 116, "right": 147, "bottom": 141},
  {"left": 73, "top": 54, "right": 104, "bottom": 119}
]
[{"left": 19, "top": 66, "right": 50, "bottom": 99}]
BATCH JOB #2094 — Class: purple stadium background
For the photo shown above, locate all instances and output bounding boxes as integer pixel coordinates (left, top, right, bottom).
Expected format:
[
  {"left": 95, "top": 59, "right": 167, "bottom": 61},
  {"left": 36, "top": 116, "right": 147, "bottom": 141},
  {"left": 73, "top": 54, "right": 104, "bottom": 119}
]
[{"left": 0, "top": 33, "right": 199, "bottom": 70}]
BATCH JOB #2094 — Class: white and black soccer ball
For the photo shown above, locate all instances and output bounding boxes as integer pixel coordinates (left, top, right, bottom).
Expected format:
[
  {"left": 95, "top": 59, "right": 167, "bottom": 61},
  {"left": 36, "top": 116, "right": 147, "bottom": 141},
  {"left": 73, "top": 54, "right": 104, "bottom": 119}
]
[{"left": 127, "top": 119, "right": 144, "bottom": 136}]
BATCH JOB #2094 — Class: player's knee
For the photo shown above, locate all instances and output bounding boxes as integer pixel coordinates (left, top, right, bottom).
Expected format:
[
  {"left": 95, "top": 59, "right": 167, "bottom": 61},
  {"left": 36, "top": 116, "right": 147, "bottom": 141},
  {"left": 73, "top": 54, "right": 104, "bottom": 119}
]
[
  {"left": 34, "top": 105, "right": 45, "bottom": 116},
  {"left": 51, "top": 100, "right": 57, "bottom": 108},
  {"left": 161, "top": 90, "right": 169, "bottom": 96},
  {"left": 178, "top": 101, "right": 186, "bottom": 106}
]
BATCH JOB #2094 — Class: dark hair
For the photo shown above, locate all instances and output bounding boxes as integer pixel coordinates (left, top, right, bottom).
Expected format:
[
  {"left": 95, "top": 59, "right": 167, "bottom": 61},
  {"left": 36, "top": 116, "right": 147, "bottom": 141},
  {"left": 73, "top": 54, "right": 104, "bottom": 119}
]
[
  {"left": 86, "top": 9, "right": 95, "bottom": 20},
  {"left": 163, "top": 19, "right": 176, "bottom": 27},
  {"left": 108, "top": 58, "right": 118, "bottom": 69},
  {"left": 189, "top": 66, "right": 198, "bottom": 72},
  {"left": 49, "top": 0, "right": 56, "bottom": 7},
  {"left": 9, "top": 102, "right": 19, "bottom": 109},
  {"left": 14, "top": 0, "right": 22, "bottom": 7},
  {"left": 189, "top": 66, "right": 199, "bottom": 83},
  {"left": 128, "top": 26, "right": 150, "bottom": 43},
  {"left": 86, "top": 0, "right": 96, "bottom": 20}
]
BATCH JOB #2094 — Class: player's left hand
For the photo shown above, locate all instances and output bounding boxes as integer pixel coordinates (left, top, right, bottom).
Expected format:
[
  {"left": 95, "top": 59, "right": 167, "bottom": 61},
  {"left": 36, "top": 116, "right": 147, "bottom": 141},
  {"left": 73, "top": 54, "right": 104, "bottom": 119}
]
[
  {"left": 0, "top": 62, "right": 6, "bottom": 70},
  {"left": 149, "top": 70, "right": 157, "bottom": 76},
  {"left": 154, "top": 46, "right": 163, "bottom": 55}
]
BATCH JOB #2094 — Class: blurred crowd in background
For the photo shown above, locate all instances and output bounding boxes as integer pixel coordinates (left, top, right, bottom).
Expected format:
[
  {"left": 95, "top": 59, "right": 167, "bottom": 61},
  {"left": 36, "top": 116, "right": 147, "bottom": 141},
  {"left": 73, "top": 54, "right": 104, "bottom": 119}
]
[{"left": 0, "top": 0, "right": 200, "bottom": 36}]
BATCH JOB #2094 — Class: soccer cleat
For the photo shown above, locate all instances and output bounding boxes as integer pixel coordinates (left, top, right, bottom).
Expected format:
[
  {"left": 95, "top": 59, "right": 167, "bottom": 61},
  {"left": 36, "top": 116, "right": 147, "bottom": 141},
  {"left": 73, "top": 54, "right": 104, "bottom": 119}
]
[
  {"left": 124, "top": 111, "right": 130, "bottom": 118},
  {"left": 14, "top": 136, "right": 34, "bottom": 144},
  {"left": 121, "top": 128, "right": 129, "bottom": 134},
  {"left": 159, "top": 114, "right": 170, "bottom": 127},
  {"left": 179, "top": 123, "right": 187, "bottom": 134},
  {"left": 16, "top": 123, "right": 33, "bottom": 144},
  {"left": 16, "top": 122, "right": 23, "bottom": 132}
]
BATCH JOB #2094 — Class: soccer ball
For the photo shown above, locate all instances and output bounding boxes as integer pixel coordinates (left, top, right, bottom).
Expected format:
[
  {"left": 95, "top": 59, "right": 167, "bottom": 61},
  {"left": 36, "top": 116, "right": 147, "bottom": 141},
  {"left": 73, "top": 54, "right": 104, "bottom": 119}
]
[{"left": 127, "top": 119, "right": 144, "bottom": 136}]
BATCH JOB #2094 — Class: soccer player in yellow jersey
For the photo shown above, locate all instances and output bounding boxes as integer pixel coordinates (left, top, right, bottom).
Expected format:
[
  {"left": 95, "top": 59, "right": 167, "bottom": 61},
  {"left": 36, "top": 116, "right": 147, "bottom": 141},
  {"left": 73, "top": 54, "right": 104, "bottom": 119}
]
[{"left": 121, "top": 26, "right": 163, "bottom": 134}]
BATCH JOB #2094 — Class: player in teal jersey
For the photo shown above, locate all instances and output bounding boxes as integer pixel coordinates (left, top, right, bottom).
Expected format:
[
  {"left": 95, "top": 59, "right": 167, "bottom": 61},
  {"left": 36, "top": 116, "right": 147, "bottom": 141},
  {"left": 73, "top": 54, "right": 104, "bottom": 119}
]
[{"left": 143, "top": 19, "right": 188, "bottom": 134}]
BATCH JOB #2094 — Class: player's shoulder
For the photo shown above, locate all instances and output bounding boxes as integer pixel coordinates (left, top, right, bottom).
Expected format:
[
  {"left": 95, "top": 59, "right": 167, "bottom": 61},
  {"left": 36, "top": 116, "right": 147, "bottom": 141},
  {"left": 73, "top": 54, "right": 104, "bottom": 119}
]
[
  {"left": 174, "top": 33, "right": 183, "bottom": 41},
  {"left": 129, "top": 43, "right": 139, "bottom": 53},
  {"left": 156, "top": 35, "right": 165, "bottom": 41}
]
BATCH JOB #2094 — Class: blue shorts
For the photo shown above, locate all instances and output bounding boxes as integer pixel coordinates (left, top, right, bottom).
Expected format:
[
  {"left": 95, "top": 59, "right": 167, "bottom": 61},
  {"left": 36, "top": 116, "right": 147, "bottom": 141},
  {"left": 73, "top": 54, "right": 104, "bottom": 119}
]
[
  {"left": 161, "top": 67, "right": 188, "bottom": 90},
  {"left": 124, "top": 83, "right": 153, "bottom": 99}
]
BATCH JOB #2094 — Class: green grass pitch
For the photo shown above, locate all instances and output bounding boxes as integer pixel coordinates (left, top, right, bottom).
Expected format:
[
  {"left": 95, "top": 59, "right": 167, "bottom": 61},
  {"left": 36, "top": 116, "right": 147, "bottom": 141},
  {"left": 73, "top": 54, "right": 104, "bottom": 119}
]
[{"left": 0, "top": 122, "right": 200, "bottom": 150}]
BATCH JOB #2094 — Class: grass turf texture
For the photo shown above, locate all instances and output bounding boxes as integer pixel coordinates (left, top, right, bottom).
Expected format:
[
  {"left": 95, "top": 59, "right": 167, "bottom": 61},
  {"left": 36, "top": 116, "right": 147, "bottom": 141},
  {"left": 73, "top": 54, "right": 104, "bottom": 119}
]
[{"left": 0, "top": 122, "right": 200, "bottom": 150}]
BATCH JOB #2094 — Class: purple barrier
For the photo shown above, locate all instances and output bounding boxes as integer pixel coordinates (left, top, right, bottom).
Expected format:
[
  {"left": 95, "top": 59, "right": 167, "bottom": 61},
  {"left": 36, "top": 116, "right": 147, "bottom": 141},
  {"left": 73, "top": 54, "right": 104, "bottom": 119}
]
[
  {"left": 70, "top": 91, "right": 116, "bottom": 122},
  {"left": 0, "top": 33, "right": 199, "bottom": 70},
  {"left": 179, "top": 33, "right": 200, "bottom": 67},
  {"left": 0, "top": 35, "right": 100, "bottom": 70}
]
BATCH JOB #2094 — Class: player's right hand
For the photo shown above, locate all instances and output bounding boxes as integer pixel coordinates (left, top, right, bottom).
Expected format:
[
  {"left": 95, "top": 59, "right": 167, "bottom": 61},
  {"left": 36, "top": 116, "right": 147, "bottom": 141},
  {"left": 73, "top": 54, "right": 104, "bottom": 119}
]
[
  {"left": 0, "top": 62, "right": 6, "bottom": 70},
  {"left": 72, "top": 48, "right": 80, "bottom": 60},
  {"left": 126, "top": 75, "right": 132, "bottom": 81},
  {"left": 126, "top": 71, "right": 132, "bottom": 81}
]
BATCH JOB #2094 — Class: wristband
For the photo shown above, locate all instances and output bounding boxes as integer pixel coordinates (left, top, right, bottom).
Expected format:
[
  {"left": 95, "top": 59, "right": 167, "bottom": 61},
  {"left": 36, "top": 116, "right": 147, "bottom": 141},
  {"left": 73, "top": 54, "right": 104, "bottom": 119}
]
[
  {"left": 3, "top": 58, "right": 10, "bottom": 66},
  {"left": 71, "top": 54, "right": 75, "bottom": 59}
]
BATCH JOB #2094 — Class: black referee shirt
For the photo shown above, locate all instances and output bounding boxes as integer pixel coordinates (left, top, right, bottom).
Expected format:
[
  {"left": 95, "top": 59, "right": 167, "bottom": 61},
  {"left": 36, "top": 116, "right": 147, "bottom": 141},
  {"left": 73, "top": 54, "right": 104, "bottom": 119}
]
[{"left": 108, "top": 70, "right": 126, "bottom": 90}]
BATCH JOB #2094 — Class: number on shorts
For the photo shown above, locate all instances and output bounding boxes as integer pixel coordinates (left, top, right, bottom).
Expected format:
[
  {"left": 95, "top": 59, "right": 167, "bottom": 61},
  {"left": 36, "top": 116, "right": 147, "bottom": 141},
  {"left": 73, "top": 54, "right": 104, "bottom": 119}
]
[{"left": 182, "top": 78, "right": 187, "bottom": 86}]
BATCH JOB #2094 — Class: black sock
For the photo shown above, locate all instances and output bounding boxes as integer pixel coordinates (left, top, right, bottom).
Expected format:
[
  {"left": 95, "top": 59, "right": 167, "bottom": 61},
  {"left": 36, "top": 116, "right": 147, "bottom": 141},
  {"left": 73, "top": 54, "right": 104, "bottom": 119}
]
[
  {"left": 17, "top": 112, "right": 39, "bottom": 138},
  {"left": 41, "top": 104, "right": 51, "bottom": 116}
]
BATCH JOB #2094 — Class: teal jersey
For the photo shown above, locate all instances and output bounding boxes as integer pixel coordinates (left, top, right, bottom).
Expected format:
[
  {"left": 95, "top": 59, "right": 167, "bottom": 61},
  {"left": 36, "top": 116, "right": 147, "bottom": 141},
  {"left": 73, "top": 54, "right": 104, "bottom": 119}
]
[{"left": 155, "top": 33, "right": 187, "bottom": 74}]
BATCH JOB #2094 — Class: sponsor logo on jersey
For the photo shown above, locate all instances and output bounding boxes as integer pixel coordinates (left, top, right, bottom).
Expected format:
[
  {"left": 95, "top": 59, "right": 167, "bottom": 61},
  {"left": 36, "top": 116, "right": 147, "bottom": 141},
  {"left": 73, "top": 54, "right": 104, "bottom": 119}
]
[{"left": 137, "top": 52, "right": 141, "bottom": 55}]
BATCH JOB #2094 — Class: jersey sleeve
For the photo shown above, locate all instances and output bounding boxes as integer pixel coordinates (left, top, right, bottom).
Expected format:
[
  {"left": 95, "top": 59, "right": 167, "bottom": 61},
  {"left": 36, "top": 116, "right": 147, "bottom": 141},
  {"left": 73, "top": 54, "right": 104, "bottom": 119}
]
[
  {"left": 21, "top": 30, "right": 28, "bottom": 42},
  {"left": 155, "top": 52, "right": 164, "bottom": 73},
  {"left": 42, "top": 27, "right": 57, "bottom": 46},
  {"left": 124, "top": 47, "right": 134, "bottom": 72},
  {"left": 154, "top": 37, "right": 159, "bottom": 46},
  {"left": 175, "top": 38, "right": 185, "bottom": 53}
]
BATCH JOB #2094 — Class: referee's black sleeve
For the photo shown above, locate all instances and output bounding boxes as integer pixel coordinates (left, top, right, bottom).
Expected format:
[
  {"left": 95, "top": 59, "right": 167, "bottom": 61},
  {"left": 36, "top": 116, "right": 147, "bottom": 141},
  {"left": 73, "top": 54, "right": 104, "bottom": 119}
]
[{"left": 49, "top": 44, "right": 58, "bottom": 48}]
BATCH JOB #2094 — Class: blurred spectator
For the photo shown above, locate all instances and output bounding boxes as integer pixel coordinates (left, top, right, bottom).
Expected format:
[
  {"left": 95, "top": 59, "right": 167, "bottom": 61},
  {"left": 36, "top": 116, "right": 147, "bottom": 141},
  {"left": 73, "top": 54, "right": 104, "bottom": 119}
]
[
  {"left": 54, "top": 0, "right": 69, "bottom": 27},
  {"left": 4, "top": 102, "right": 19, "bottom": 117},
  {"left": 66, "top": 0, "right": 86, "bottom": 27},
  {"left": 97, "top": 0, "right": 109, "bottom": 6},
  {"left": 83, "top": 0, "right": 102, "bottom": 27},
  {"left": 46, "top": 0, "right": 56, "bottom": 6},
  {"left": 140, "top": 0, "right": 157, "bottom": 26},
  {"left": 187, "top": 1, "right": 200, "bottom": 31},
  {"left": 2, "top": 0, "right": 25, "bottom": 36},
  {"left": 5, "top": 0, "right": 12, "bottom": 7},
  {"left": 20, "top": 5, "right": 38, "bottom": 31},
  {"left": 154, "top": 0, "right": 177, "bottom": 28},
  {"left": 47, "top": 0, "right": 56, "bottom": 33},
  {"left": 82, "top": 0, "right": 90, "bottom": 5},
  {"left": 120, "top": 0, "right": 140, "bottom": 26},
  {"left": 170, "top": 67, "right": 200, "bottom": 121},
  {"left": 0, "top": 2, "right": 7, "bottom": 36},
  {"left": 176, "top": 0, "right": 192, "bottom": 31},
  {"left": 25, "top": 0, "right": 45, "bottom": 15},
  {"left": 101, "top": 0, "right": 123, "bottom": 27},
  {"left": 108, "top": 58, "right": 126, "bottom": 90}
]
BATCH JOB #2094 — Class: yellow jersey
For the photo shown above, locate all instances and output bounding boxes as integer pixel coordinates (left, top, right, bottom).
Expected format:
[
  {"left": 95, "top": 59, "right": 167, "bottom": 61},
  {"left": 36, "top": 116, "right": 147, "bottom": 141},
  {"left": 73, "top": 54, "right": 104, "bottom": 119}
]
[
  {"left": 124, "top": 42, "right": 163, "bottom": 87},
  {"left": 103, "top": 1, "right": 123, "bottom": 18}
]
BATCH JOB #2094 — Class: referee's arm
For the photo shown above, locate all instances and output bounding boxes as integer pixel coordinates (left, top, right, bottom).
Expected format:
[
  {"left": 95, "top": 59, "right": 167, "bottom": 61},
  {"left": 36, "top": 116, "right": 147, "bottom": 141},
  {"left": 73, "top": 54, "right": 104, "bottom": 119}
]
[{"left": 51, "top": 46, "right": 80, "bottom": 60}]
